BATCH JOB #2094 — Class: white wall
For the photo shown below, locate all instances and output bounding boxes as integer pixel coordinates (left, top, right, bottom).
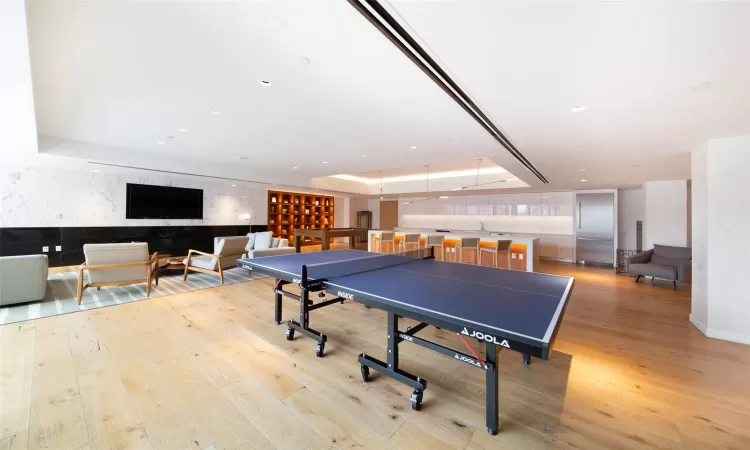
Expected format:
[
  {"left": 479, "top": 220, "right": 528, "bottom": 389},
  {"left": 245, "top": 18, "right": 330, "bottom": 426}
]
[
  {"left": 618, "top": 188, "right": 644, "bottom": 250},
  {"left": 691, "top": 135, "right": 750, "bottom": 345},
  {"left": 367, "top": 199, "right": 381, "bottom": 229},
  {"left": 643, "top": 180, "right": 689, "bottom": 249},
  {"left": 0, "top": 166, "right": 267, "bottom": 227}
]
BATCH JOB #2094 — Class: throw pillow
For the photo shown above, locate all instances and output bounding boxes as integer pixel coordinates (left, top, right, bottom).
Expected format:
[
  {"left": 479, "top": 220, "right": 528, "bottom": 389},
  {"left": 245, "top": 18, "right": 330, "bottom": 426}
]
[
  {"left": 650, "top": 255, "right": 678, "bottom": 267},
  {"left": 246, "top": 233, "right": 256, "bottom": 251},
  {"left": 254, "top": 231, "right": 273, "bottom": 250},
  {"left": 271, "top": 237, "right": 280, "bottom": 248}
]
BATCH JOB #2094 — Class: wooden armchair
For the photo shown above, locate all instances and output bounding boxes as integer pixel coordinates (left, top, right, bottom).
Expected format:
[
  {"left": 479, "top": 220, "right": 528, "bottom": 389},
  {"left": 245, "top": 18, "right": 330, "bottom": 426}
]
[
  {"left": 77, "top": 243, "right": 159, "bottom": 304},
  {"left": 183, "top": 236, "right": 249, "bottom": 284}
]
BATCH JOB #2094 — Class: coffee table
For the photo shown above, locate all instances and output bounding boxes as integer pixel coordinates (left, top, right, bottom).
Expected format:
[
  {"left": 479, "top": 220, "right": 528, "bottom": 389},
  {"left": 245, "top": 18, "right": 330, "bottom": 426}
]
[{"left": 159, "top": 255, "right": 186, "bottom": 275}]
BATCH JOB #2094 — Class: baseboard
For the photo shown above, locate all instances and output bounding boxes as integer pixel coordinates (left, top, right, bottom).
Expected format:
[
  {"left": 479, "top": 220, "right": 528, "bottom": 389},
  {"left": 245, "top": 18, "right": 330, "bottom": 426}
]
[
  {"left": 540, "top": 257, "right": 574, "bottom": 263},
  {"left": 689, "top": 314, "right": 750, "bottom": 345},
  {"left": 689, "top": 313, "right": 708, "bottom": 335}
]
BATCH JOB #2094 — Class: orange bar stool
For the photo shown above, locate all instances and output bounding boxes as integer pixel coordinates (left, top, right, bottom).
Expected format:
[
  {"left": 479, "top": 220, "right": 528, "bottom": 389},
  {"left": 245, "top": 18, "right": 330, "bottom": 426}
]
[
  {"left": 399, "top": 234, "right": 421, "bottom": 252},
  {"left": 458, "top": 237, "right": 480, "bottom": 264},
  {"left": 479, "top": 240, "right": 512, "bottom": 268},
  {"left": 426, "top": 235, "right": 445, "bottom": 260},
  {"left": 374, "top": 231, "right": 395, "bottom": 253}
]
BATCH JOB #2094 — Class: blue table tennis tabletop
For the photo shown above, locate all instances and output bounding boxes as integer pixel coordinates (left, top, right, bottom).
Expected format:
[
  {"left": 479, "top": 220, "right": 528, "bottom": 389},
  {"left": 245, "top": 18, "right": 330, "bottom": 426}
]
[{"left": 242, "top": 249, "right": 574, "bottom": 345}]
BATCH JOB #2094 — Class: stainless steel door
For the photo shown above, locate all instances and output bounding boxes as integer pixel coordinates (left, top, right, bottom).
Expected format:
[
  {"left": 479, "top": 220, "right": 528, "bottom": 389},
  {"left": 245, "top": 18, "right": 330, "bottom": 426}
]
[{"left": 576, "top": 193, "right": 615, "bottom": 265}]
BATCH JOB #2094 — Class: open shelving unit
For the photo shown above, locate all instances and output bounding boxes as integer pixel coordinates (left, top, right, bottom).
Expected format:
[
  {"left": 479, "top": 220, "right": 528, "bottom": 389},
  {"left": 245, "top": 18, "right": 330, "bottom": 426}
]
[{"left": 267, "top": 190, "right": 335, "bottom": 246}]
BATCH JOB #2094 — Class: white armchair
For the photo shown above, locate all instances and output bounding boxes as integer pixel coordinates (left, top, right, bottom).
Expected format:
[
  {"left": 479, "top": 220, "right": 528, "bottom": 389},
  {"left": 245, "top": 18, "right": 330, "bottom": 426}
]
[
  {"left": 78, "top": 243, "right": 159, "bottom": 304},
  {"left": 0, "top": 254, "right": 49, "bottom": 306},
  {"left": 183, "top": 236, "right": 249, "bottom": 284}
]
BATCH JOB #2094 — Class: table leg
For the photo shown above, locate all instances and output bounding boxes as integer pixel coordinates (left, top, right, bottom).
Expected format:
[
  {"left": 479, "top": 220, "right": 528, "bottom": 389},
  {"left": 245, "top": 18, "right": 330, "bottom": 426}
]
[
  {"left": 349, "top": 235, "right": 355, "bottom": 249},
  {"left": 274, "top": 280, "right": 282, "bottom": 325},
  {"left": 322, "top": 236, "right": 330, "bottom": 251},
  {"left": 294, "top": 235, "right": 301, "bottom": 253},
  {"left": 485, "top": 342, "right": 499, "bottom": 435}
]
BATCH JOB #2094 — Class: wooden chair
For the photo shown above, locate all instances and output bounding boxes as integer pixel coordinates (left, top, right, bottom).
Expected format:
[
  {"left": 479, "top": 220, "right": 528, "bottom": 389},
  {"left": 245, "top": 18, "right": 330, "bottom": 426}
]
[
  {"left": 426, "top": 235, "right": 445, "bottom": 260},
  {"left": 374, "top": 232, "right": 395, "bottom": 253},
  {"left": 184, "top": 236, "right": 249, "bottom": 284},
  {"left": 77, "top": 243, "right": 159, "bottom": 305},
  {"left": 479, "top": 240, "right": 512, "bottom": 268},
  {"left": 399, "top": 234, "right": 421, "bottom": 252},
  {"left": 457, "top": 237, "right": 480, "bottom": 265}
]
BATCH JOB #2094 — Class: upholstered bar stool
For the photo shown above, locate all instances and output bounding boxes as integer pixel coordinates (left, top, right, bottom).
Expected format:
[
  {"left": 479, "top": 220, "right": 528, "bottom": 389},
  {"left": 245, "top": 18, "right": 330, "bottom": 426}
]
[
  {"left": 458, "top": 237, "right": 480, "bottom": 264},
  {"left": 374, "top": 231, "right": 395, "bottom": 253},
  {"left": 399, "top": 234, "right": 421, "bottom": 252},
  {"left": 426, "top": 235, "right": 445, "bottom": 260},
  {"left": 479, "top": 240, "right": 512, "bottom": 268}
]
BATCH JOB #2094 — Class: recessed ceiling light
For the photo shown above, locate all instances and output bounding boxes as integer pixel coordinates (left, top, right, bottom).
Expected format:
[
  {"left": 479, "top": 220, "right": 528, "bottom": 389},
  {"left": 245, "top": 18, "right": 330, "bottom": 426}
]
[
  {"left": 439, "top": 196, "right": 449, "bottom": 199},
  {"left": 580, "top": 168, "right": 587, "bottom": 172},
  {"left": 260, "top": 80, "right": 271, "bottom": 87},
  {"left": 157, "top": 141, "right": 165, "bottom": 145},
  {"left": 507, "top": 177, "right": 519, "bottom": 181},
  {"left": 541, "top": 196, "right": 548, "bottom": 199},
  {"left": 410, "top": 146, "right": 417, "bottom": 149},
  {"left": 322, "top": 161, "right": 328, "bottom": 164},
  {"left": 581, "top": 179, "right": 587, "bottom": 182},
  {"left": 238, "top": 156, "right": 248, "bottom": 160},
  {"left": 179, "top": 128, "right": 188, "bottom": 133},
  {"left": 293, "top": 166, "right": 298, "bottom": 169},
  {"left": 167, "top": 135, "right": 175, "bottom": 140},
  {"left": 232, "top": 184, "right": 236, "bottom": 187},
  {"left": 571, "top": 106, "right": 586, "bottom": 113},
  {"left": 92, "top": 170, "right": 99, "bottom": 173},
  {"left": 451, "top": 187, "right": 463, "bottom": 191},
  {"left": 361, "top": 155, "right": 367, "bottom": 158},
  {"left": 211, "top": 109, "right": 221, "bottom": 115}
]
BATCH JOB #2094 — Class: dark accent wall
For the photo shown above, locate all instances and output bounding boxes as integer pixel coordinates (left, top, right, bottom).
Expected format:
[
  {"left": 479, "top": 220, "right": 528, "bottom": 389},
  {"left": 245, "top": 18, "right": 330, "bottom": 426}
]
[{"left": 0, "top": 225, "right": 268, "bottom": 267}]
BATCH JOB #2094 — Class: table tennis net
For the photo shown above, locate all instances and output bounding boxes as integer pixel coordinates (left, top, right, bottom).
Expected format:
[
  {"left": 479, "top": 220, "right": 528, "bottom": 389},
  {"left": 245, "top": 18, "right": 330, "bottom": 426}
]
[{"left": 304, "top": 247, "right": 433, "bottom": 282}]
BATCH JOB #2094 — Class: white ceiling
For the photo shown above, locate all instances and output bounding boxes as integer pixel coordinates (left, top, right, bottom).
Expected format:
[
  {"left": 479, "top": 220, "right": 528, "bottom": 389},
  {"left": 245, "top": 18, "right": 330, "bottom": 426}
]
[{"left": 25, "top": 0, "right": 750, "bottom": 194}]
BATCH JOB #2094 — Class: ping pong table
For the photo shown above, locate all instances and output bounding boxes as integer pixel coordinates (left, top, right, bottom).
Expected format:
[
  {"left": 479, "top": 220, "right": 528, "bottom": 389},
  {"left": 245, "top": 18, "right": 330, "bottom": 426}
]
[{"left": 237, "top": 248, "right": 574, "bottom": 435}]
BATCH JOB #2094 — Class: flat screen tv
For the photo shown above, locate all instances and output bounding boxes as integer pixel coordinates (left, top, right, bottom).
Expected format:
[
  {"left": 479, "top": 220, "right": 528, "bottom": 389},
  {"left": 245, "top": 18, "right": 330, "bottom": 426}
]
[{"left": 126, "top": 183, "right": 203, "bottom": 219}]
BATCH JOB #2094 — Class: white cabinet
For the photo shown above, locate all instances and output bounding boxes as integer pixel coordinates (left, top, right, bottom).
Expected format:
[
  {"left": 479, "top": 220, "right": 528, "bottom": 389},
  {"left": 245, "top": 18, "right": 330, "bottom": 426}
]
[
  {"left": 489, "top": 194, "right": 513, "bottom": 215},
  {"left": 466, "top": 195, "right": 490, "bottom": 216},
  {"left": 556, "top": 192, "right": 575, "bottom": 217}
]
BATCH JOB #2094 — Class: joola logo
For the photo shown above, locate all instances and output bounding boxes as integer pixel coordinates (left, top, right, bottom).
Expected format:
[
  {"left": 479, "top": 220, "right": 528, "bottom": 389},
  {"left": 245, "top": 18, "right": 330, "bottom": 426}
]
[
  {"left": 454, "top": 353, "right": 482, "bottom": 368},
  {"left": 399, "top": 333, "right": 413, "bottom": 342},
  {"left": 461, "top": 327, "right": 511, "bottom": 348},
  {"left": 292, "top": 278, "right": 301, "bottom": 284},
  {"left": 338, "top": 291, "right": 354, "bottom": 300}
]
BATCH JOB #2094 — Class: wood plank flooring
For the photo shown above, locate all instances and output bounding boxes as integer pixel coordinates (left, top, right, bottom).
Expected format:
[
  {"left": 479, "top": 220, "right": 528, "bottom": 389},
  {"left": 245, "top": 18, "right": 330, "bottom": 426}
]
[{"left": 2, "top": 260, "right": 749, "bottom": 449}]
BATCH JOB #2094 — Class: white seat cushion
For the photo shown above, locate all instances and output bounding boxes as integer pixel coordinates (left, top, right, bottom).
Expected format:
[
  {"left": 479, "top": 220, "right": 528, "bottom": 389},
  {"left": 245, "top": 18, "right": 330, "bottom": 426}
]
[
  {"left": 185, "top": 256, "right": 217, "bottom": 270},
  {"left": 254, "top": 231, "right": 273, "bottom": 250},
  {"left": 246, "top": 233, "right": 256, "bottom": 251}
]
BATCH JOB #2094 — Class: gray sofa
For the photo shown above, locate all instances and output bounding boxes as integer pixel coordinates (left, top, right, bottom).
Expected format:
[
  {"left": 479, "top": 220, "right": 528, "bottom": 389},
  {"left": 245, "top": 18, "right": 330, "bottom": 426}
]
[
  {"left": 0, "top": 254, "right": 49, "bottom": 306},
  {"left": 627, "top": 244, "right": 691, "bottom": 290}
]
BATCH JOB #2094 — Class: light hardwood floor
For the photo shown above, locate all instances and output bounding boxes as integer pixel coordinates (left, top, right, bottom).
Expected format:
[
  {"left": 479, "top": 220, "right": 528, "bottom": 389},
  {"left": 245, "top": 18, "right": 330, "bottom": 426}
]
[{"left": 1, "top": 260, "right": 749, "bottom": 450}]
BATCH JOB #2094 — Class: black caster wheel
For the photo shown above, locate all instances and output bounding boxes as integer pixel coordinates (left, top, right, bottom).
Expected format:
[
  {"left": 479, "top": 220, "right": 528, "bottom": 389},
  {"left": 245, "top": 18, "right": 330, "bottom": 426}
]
[
  {"left": 410, "top": 390, "right": 423, "bottom": 411},
  {"left": 522, "top": 354, "right": 531, "bottom": 365},
  {"left": 360, "top": 365, "right": 370, "bottom": 382},
  {"left": 285, "top": 328, "right": 295, "bottom": 341},
  {"left": 487, "top": 427, "right": 497, "bottom": 435},
  {"left": 315, "top": 342, "right": 325, "bottom": 357},
  {"left": 365, "top": 305, "right": 372, "bottom": 309}
]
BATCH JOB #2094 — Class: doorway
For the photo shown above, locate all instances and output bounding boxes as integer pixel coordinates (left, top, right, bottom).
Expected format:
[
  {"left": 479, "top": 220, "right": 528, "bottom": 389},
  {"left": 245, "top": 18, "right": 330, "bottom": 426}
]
[{"left": 380, "top": 201, "right": 398, "bottom": 230}]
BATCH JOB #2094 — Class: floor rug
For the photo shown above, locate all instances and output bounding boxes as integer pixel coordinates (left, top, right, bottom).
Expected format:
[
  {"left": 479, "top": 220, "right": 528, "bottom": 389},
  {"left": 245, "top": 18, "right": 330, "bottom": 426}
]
[{"left": 0, "top": 268, "right": 265, "bottom": 325}]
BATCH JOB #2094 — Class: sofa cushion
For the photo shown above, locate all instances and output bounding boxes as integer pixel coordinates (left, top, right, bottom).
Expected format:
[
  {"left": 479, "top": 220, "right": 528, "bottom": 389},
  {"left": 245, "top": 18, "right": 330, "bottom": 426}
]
[
  {"left": 248, "top": 246, "right": 297, "bottom": 258},
  {"left": 84, "top": 242, "right": 150, "bottom": 284},
  {"left": 653, "top": 244, "right": 691, "bottom": 260},
  {"left": 630, "top": 263, "right": 677, "bottom": 280},
  {"left": 0, "top": 254, "right": 48, "bottom": 306},
  {"left": 215, "top": 236, "right": 249, "bottom": 269},
  {"left": 184, "top": 256, "right": 216, "bottom": 270},
  {"left": 254, "top": 232, "right": 273, "bottom": 250},
  {"left": 246, "top": 233, "right": 256, "bottom": 251},
  {"left": 649, "top": 255, "right": 680, "bottom": 267},
  {"left": 271, "top": 237, "right": 280, "bottom": 248}
]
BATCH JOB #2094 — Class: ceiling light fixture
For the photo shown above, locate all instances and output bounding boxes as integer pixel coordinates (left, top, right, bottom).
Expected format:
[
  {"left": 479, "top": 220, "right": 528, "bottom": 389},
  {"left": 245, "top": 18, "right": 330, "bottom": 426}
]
[
  {"left": 571, "top": 106, "right": 586, "bottom": 113},
  {"left": 232, "top": 184, "right": 237, "bottom": 187},
  {"left": 157, "top": 141, "right": 165, "bottom": 145},
  {"left": 361, "top": 155, "right": 367, "bottom": 158},
  {"left": 439, "top": 196, "right": 448, "bottom": 199},
  {"left": 238, "top": 156, "right": 248, "bottom": 160},
  {"left": 167, "top": 135, "right": 175, "bottom": 140},
  {"left": 260, "top": 80, "right": 271, "bottom": 87},
  {"left": 452, "top": 187, "right": 463, "bottom": 191},
  {"left": 330, "top": 166, "right": 508, "bottom": 185},
  {"left": 580, "top": 168, "right": 587, "bottom": 172},
  {"left": 179, "top": 128, "right": 188, "bottom": 133},
  {"left": 293, "top": 166, "right": 298, "bottom": 169},
  {"left": 92, "top": 170, "right": 99, "bottom": 173},
  {"left": 211, "top": 109, "right": 221, "bottom": 115},
  {"left": 241, "top": 195, "right": 248, "bottom": 198},
  {"left": 581, "top": 179, "right": 587, "bottom": 182},
  {"left": 379, "top": 170, "right": 383, "bottom": 200},
  {"left": 322, "top": 161, "right": 328, "bottom": 164},
  {"left": 410, "top": 146, "right": 417, "bottom": 149}
]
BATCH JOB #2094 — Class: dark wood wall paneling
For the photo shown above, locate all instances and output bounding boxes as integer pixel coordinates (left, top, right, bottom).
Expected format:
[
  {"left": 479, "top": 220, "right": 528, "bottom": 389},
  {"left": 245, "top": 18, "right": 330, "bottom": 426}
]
[{"left": 0, "top": 225, "right": 268, "bottom": 267}]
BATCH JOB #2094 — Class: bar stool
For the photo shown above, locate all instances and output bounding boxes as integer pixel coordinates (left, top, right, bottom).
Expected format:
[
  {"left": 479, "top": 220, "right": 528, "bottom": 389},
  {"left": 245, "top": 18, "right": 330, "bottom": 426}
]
[
  {"left": 374, "top": 231, "right": 395, "bottom": 253},
  {"left": 399, "top": 234, "right": 421, "bottom": 253},
  {"left": 479, "top": 240, "right": 512, "bottom": 268},
  {"left": 457, "top": 237, "right": 480, "bottom": 264},
  {"left": 426, "top": 235, "right": 445, "bottom": 260}
]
